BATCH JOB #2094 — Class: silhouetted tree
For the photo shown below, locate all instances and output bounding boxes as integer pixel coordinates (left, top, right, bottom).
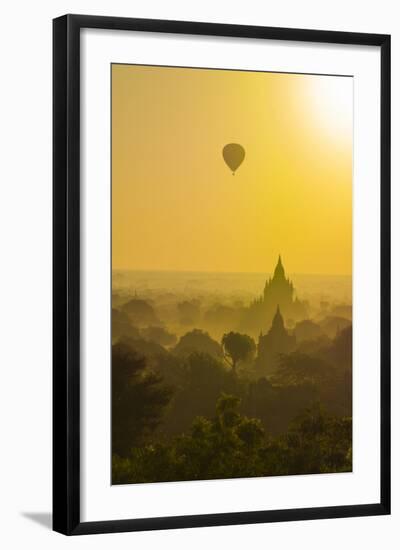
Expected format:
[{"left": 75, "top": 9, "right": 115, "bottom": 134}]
[
  {"left": 113, "top": 393, "right": 265, "bottom": 483},
  {"left": 280, "top": 402, "right": 352, "bottom": 474},
  {"left": 242, "top": 376, "right": 315, "bottom": 435},
  {"left": 321, "top": 325, "right": 352, "bottom": 371},
  {"left": 272, "top": 352, "right": 336, "bottom": 387},
  {"left": 222, "top": 331, "right": 256, "bottom": 373},
  {"left": 294, "top": 319, "right": 322, "bottom": 342},
  {"left": 112, "top": 342, "right": 172, "bottom": 457},
  {"left": 122, "top": 298, "right": 159, "bottom": 327},
  {"left": 158, "top": 352, "right": 243, "bottom": 437},
  {"left": 141, "top": 326, "right": 177, "bottom": 348},
  {"left": 296, "top": 334, "right": 331, "bottom": 355},
  {"left": 320, "top": 316, "right": 351, "bottom": 338},
  {"left": 117, "top": 335, "right": 168, "bottom": 370},
  {"left": 112, "top": 308, "right": 140, "bottom": 342},
  {"left": 173, "top": 329, "right": 223, "bottom": 359}
]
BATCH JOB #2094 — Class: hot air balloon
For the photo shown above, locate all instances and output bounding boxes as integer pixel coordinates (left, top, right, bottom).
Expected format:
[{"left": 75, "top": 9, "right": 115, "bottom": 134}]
[{"left": 222, "top": 143, "right": 245, "bottom": 175}]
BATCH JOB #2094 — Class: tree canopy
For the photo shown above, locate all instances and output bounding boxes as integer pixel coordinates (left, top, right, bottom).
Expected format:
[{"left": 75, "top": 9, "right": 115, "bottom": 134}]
[
  {"left": 112, "top": 342, "right": 172, "bottom": 457},
  {"left": 112, "top": 395, "right": 351, "bottom": 484},
  {"left": 222, "top": 331, "right": 256, "bottom": 372},
  {"left": 173, "top": 329, "right": 223, "bottom": 359}
]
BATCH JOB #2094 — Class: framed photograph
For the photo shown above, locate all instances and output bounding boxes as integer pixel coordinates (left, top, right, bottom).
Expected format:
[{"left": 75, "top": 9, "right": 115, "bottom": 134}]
[{"left": 53, "top": 14, "right": 390, "bottom": 535}]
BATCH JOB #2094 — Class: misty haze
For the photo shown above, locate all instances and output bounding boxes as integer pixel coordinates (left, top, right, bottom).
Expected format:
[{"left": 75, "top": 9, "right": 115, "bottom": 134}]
[{"left": 112, "top": 259, "right": 352, "bottom": 484}]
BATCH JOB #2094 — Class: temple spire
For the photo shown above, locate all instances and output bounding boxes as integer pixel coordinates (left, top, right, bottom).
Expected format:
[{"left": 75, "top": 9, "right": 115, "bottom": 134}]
[
  {"left": 272, "top": 305, "right": 284, "bottom": 330},
  {"left": 273, "top": 255, "right": 285, "bottom": 279}
]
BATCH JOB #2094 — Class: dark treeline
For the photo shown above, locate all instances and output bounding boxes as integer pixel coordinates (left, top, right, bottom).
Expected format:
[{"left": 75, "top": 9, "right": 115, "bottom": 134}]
[{"left": 112, "top": 320, "right": 352, "bottom": 484}]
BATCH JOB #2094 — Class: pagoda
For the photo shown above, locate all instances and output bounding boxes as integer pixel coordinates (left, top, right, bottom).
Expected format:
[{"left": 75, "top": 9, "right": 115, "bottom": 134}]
[{"left": 256, "top": 305, "right": 296, "bottom": 376}]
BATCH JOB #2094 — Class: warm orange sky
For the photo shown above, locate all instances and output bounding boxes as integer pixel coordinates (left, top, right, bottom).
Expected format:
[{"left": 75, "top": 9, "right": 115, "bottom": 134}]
[{"left": 112, "top": 64, "right": 352, "bottom": 275}]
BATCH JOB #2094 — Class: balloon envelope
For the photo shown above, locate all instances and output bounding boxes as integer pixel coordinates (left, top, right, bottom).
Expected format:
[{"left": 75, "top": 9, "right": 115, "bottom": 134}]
[{"left": 222, "top": 143, "right": 245, "bottom": 174}]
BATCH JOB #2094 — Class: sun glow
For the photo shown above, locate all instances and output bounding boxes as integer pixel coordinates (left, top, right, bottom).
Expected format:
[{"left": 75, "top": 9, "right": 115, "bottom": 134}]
[{"left": 305, "top": 75, "right": 353, "bottom": 143}]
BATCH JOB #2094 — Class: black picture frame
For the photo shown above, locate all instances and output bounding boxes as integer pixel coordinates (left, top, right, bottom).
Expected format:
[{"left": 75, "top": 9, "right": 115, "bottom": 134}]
[{"left": 53, "top": 14, "right": 391, "bottom": 535}]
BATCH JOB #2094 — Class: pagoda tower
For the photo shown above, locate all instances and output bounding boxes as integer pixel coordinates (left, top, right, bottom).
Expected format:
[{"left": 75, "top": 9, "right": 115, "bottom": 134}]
[
  {"left": 263, "top": 255, "right": 294, "bottom": 313},
  {"left": 256, "top": 305, "right": 296, "bottom": 376},
  {"left": 240, "top": 256, "right": 308, "bottom": 335}
]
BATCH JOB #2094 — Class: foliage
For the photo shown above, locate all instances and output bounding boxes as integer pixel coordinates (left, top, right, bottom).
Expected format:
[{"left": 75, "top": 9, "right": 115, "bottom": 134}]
[
  {"left": 141, "top": 325, "right": 177, "bottom": 347},
  {"left": 113, "top": 394, "right": 264, "bottom": 483},
  {"left": 221, "top": 331, "right": 256, "bottom": 372},
  {"left": 156, "top": 352, "right": 244, "bottom": 437},
  {"left": 111, "top": 312, "right": 353, "bottom": 484},
  {"left": 116, "top": 335, "right": 168, "bottom": 370},
  {"left": 294, "top": 319, "right": 322, "bottom": 342},
  {"left": 320, "top": 316, "right": 351, "bottom": 339},
  {"left": 320, "top": 325, "right": 352, "bottom": 371},
  {"left": 112, "top": 308, "right": 140, "bottom": 342},
  {"left": 112, "top": 342, "right": 172, "bottom": 457},
  {"left": 242, "top": 376, "right": 315, "bottom": 435},
  {"left": 121, "top": 298, "right": 159, "bottom": 326},
  {"left": 273, "top": 403, "right": 352, "bottom": 475},
  {"left": 112, "top": 395, "right": 351, "bottom": 484},
  {"left": 271, "top": 352, "right": 337, "bottom": 386},
  {"left": 173, "top": 329, "right": 223, "bottom": 359}
]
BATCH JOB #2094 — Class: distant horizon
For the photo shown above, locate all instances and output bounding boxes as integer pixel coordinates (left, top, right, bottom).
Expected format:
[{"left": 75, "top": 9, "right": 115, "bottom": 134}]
[{"left": 112, "top": 267, "right": 352, "bottom": 278}]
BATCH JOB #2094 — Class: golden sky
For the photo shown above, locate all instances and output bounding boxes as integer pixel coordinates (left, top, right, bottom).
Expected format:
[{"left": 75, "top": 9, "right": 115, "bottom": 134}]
[{"left": 112, "top": 64, "right": 352, "bottom": 275}]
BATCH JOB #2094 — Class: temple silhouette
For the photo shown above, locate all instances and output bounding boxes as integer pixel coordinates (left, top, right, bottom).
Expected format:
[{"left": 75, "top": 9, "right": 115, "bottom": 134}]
[
  {"left": 256, "top": 305, "right": 296, "bottom": 376},
  {"left": 241, "top": 256, "right": 308, "bottom": 334},
  {"left": 262, "top": 255, "right": 305, "bottom": 320}
]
